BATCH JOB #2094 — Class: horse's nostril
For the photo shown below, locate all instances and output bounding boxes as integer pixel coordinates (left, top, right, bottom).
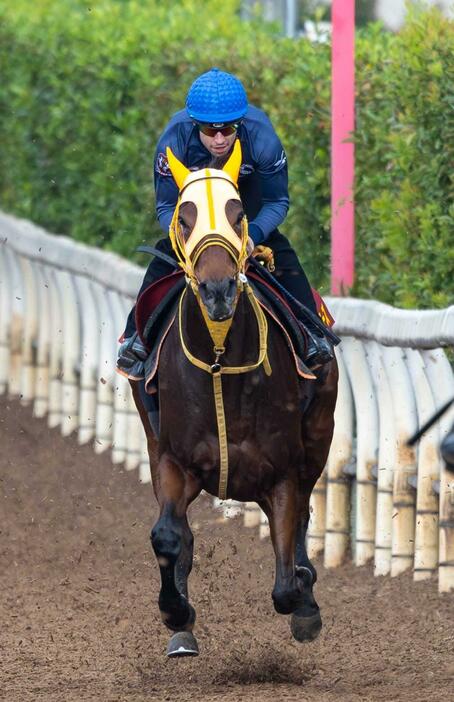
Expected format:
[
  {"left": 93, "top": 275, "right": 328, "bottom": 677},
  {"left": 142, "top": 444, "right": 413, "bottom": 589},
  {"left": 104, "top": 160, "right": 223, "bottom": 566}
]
[
  {"left": 227, "top": 278, "right": 237, "bottom": 297},
  {"left": 214, "top": 309, "right": 232, "bottom": 322}
]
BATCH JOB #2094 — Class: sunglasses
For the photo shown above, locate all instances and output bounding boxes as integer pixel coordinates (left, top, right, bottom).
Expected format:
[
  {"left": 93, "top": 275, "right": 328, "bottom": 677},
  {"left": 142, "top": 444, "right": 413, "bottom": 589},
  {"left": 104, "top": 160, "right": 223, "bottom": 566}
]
[{"left": 196, "top": 122, "right": 240, "bottom": 137}]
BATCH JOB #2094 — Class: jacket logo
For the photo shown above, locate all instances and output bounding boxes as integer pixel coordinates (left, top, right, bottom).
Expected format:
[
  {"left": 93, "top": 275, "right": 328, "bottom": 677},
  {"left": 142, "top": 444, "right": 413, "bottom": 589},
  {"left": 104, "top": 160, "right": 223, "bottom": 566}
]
[
  {"left": 273, "top": 150, "right": 287, "bottom": 170},
  {"left": 239, "top": 163, "right": 254, "bottom": 176},
  {"left": 156, "top": 152, "right": 172, "bottom": 176}
]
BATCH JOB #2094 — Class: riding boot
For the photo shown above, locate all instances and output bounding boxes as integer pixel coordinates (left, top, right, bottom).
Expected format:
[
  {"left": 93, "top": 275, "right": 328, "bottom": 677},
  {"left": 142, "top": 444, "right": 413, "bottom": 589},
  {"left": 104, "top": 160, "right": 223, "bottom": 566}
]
[
  {"left": 303, "top": 328, "right": 334, "bottom": 370},
  {"left": 117, "top": 331, "right": 148, "bottom": 377},
  {"left": 268, "top": 231, "right": 334, "bottom": 369}
]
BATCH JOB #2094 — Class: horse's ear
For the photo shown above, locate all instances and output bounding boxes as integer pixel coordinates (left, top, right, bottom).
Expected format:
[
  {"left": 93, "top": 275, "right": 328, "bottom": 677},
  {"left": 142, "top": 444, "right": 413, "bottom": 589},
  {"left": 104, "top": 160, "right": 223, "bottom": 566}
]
[
  {"left": 223, "top": 139, "right": 242, "bottom": 184},
  {"left": 166, "top": 147, "right": 190, "bottom": 190}
]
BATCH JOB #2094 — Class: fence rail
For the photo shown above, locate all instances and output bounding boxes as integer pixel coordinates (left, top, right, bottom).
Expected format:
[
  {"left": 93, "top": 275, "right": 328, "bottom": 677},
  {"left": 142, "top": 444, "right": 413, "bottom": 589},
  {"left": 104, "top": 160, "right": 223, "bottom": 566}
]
[{"left": 1, "top": 211, "right": 453, "bottom": 592}]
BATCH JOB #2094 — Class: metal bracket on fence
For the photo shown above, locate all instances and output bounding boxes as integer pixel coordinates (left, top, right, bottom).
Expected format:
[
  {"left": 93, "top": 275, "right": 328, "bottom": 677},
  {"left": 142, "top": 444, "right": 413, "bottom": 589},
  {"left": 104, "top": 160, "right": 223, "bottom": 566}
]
[
  {"left": 342, "top": 459, "right": 357, "bottom": 477},
  {"left": 407, "top": 475, "right": 418, "bottom": 490},
  {"left": 407, "top": 475, "right": 440, "bottom": 495}
]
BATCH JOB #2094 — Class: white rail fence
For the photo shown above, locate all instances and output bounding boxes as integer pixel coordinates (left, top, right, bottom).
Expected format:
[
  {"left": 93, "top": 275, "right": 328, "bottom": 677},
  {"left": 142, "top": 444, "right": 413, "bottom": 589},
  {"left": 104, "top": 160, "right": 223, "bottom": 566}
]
[{"left": 1, "top": 212, "right": 453, "bottom": 592}]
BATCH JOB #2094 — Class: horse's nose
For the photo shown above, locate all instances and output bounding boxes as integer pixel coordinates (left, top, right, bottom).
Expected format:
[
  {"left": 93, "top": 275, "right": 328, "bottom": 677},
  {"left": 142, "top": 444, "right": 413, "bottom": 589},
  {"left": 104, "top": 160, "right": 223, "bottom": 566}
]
[{"left": 198, "top": 277, "right": 237, "bottom": 321}]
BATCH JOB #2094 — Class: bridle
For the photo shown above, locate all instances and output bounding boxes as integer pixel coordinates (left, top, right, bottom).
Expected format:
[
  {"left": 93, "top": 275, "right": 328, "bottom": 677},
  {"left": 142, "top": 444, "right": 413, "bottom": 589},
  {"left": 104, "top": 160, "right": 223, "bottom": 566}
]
[{"left": 168, "top": 169, "right": 249, "bottom": 287}]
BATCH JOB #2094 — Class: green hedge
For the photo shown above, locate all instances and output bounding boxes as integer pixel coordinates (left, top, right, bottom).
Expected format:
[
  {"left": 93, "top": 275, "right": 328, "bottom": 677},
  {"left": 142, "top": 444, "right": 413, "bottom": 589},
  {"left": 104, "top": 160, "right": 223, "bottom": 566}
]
[
  {"left": 354, "top": 14, "right": 454, "bottom": 308},
  {"left": 1, "top": 1, "right": 452, "bottom": 307}
]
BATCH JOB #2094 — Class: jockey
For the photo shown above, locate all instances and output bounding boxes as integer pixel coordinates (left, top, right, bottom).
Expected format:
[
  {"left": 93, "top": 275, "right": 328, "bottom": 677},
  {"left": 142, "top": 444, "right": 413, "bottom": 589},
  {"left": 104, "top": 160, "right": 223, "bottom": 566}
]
[{"left": 120, "top": 67, "right": 333, "bottom": 372}]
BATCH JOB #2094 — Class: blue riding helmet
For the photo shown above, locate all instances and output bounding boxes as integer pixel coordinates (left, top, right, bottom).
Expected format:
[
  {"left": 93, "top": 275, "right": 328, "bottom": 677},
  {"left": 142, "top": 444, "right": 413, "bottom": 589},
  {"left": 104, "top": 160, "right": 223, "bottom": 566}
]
[{"left": 186, "top": 68, "right": 248, "bottom": 124}]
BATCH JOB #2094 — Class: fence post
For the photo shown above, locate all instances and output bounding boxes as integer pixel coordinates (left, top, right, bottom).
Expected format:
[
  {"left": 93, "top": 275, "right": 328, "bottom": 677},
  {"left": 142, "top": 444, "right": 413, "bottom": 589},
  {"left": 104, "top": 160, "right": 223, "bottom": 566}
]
[
  {"left": 33, "top": 264, "right": 52, "bottom": 418},
  {"left": 407, "top": 349, "right": 440, "bottom": 580},
  {"left": 422, "top": 349, "right": 454, "bottom": 593},
  {"left": 324, "top": 347, "right": 353, "bottom": 568},
  {"left": 47, "top": 269, "right": 63, "bottom": 429},
  {"left": 19, "top": 256, "right": 39, "bottom": 405},
  {"left": 383, "top": 347, "right": 418, "bottom": 577},
  {"left": 366, "top": 341, "right": 395, "bottom": 576},
  {"left": 0, "top": 247, "right": 11, "bottom": 394},
  {"left": 55, "top": 270, "right": 80, "bottom": 437},
  {"left": 7, "top": 249, "right": 24, "bottom": 397},
  {"left": 307, "top": 471, "right": 327, "bottom": 559},
  {"left": 341, "top": 336, "right": 378, "bottom": 565}
]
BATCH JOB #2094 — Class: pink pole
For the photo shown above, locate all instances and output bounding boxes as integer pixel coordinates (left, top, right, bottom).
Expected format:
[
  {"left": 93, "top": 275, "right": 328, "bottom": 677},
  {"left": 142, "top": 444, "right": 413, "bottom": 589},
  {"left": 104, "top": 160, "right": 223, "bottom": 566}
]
[{"left": 331, "top": 0, "right": 355, "bottom": 295}]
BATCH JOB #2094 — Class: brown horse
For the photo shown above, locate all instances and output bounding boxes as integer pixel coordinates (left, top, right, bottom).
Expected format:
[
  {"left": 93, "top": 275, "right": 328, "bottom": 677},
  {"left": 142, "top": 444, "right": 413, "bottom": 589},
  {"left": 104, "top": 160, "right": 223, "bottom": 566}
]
[{"left": 130, "top": 141, "right": 338, "bottom": 657}]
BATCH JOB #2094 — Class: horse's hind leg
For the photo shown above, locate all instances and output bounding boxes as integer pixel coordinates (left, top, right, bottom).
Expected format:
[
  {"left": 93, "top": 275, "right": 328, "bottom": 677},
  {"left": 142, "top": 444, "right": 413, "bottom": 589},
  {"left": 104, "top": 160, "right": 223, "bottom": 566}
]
[
  {"left": 291, "top": 360, "right": 338, "bottom": 642},
  {"left": 150, "top": 452, "right": 201, "bottom": 656},
  {"left": 291, "top": 497, "right": 323, "bottom": 643},
  {"left": 260, "top": 477, "right": 304, "bottom": 616}
]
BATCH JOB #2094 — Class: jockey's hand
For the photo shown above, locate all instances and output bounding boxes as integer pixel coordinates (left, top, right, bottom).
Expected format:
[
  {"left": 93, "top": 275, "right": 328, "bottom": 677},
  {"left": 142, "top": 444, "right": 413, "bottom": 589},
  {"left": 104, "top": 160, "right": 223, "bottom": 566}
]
[{"left": 251, "top": 244, "right": 275, "bottom": 272}]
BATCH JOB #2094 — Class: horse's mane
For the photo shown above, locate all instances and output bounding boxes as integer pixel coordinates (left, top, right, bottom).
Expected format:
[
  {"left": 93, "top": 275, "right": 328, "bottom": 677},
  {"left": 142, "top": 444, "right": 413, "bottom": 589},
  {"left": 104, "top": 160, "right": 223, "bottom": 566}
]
[{"left": 208, "top": 150, "right": 233, "bottom": 170}]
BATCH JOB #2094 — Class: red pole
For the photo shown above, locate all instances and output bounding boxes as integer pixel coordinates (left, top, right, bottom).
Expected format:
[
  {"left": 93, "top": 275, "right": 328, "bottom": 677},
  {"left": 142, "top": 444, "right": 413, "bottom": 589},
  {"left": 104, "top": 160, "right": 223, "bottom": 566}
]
[{"left": 331, "top": 0, "right": 355, "bottom": 295}]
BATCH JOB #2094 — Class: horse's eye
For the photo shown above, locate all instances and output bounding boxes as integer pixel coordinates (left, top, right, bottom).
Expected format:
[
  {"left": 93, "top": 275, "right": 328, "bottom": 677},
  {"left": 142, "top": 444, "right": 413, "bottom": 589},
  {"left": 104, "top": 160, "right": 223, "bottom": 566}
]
[{"left": 178, "top": 217, "right": 189, "bottom": 233}]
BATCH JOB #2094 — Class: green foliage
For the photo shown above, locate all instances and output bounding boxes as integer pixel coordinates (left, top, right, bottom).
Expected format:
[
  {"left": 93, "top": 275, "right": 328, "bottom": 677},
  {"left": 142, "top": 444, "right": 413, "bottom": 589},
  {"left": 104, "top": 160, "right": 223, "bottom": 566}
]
[
  {"left": 0, "top": 1, "right": 452, "bottom": 307},
  {"left": 354, "top": 8, "right": 454, "bottom": 307}
]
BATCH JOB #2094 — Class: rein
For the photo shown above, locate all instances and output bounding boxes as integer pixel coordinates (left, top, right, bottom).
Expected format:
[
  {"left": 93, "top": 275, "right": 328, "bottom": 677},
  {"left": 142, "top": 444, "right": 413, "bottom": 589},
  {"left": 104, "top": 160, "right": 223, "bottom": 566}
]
[{"left": 178, "top": 279, "right": 272, "bottom": 500}]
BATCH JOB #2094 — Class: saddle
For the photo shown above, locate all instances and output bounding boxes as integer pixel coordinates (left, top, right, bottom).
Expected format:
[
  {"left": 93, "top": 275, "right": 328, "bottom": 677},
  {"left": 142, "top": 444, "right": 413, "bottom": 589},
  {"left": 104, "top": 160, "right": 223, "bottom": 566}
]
[
  {"left": 135, "top": 271, "right": 185, "bottom": 393},
  {"left": 134, "top": 269, "right": 335, "bottom": 392}
]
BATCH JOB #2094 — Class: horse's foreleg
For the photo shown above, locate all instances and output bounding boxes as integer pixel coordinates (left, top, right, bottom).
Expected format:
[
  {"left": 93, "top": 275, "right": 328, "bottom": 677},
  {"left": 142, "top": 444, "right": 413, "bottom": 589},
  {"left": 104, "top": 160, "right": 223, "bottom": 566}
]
[{"left": 150, "top": 452, "right": 201, "bottom": 635}]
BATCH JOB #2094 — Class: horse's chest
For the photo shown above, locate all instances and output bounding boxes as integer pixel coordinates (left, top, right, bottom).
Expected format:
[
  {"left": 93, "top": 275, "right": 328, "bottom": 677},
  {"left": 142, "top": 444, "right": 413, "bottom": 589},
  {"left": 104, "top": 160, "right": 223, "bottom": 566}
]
[{"left": 185, "top": 429, "right": 298, "bottom": 500}]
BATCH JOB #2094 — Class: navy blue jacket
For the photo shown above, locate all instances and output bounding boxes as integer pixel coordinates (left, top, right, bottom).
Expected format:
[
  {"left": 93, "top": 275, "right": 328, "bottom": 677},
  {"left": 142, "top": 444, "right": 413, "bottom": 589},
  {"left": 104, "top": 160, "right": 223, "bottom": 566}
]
[{"left": 153, "top": 105, "right": 289, "bottom": 245}]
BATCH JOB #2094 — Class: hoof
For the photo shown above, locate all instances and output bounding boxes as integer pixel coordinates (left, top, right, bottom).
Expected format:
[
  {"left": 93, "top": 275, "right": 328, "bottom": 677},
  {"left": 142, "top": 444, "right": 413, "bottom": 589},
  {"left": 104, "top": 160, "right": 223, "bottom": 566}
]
[
  {"left": 167, "top": 631, "right": 199, "bottom": 658},
  {"left": 290, "top": 609, "right": 322, "bottom": 643}
]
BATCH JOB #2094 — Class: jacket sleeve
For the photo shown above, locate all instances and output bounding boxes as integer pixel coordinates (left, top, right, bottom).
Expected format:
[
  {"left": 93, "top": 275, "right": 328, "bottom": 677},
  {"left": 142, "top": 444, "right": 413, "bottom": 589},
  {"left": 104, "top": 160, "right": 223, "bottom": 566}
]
[
  {"left": 153, "top": 129, "right": 181, "bottom": 234},
  {"left": 248, "top": 131, "right": 289, "bottom": 245}
]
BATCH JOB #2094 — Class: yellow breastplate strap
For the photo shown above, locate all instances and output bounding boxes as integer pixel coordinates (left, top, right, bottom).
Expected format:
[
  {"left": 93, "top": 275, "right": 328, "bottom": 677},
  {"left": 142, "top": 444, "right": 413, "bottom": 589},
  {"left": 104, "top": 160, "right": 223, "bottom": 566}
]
[{"left": 178, "top": 282, "right": 272, "bottom": 499}]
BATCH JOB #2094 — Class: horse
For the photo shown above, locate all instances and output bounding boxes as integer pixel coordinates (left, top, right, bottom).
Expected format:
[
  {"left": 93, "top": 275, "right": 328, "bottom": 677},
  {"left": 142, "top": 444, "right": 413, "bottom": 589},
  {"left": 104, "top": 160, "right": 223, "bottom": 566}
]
[{"left": 129, "top": 140, "right": 338, "bottom": 657}]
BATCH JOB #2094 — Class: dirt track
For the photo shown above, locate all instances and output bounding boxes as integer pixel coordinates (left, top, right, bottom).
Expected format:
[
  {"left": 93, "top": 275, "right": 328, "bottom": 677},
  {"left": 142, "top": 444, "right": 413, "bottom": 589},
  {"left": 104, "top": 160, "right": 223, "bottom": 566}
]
[{"left": 1, "top": 398, "right": 453, "bottom": 702}]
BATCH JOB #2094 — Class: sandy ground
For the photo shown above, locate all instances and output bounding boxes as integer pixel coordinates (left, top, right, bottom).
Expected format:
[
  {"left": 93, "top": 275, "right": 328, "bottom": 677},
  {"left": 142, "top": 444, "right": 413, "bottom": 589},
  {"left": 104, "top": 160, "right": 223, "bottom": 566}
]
[{"left": 1, "top": 398, "right": 453, "bottom": 702}]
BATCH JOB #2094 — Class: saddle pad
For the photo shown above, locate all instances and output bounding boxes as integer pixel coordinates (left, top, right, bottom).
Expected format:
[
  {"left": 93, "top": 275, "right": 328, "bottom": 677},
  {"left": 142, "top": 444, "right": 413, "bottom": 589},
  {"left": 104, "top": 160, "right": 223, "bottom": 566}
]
[
  {"left": 312, "top": 288, "right": 335, "bottom": 327},
  {"left": 247, "top": 280, "right": 315, "bottom": 380},
  {"left": 143, "top": 308, "right": 178, "bottom": 394},
  {"left": 135, "top": 271, "right": 185, "bottom": 350},
  {"left": 247, "top": 269, "right": 335, "bottom": 329}
]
